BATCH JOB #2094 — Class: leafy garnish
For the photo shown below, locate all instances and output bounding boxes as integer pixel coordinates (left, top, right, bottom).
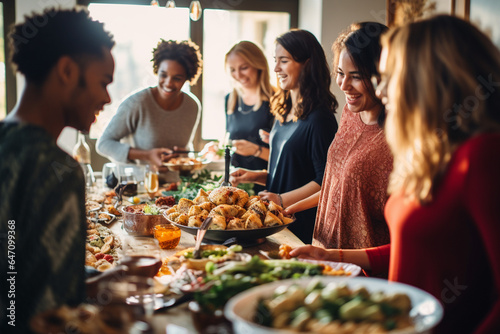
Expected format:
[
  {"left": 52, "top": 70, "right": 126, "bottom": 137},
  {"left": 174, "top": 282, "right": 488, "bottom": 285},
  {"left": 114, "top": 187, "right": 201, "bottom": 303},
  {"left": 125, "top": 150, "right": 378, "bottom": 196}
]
[
  {"left": 143, "top": 204, "right": 160, "bottom": 215},
  {"left": 162, "top": 169, "right": 216, "bottom": 201},
  {"left": 162, "top": 169, "right": 255, "bottom": 201}
]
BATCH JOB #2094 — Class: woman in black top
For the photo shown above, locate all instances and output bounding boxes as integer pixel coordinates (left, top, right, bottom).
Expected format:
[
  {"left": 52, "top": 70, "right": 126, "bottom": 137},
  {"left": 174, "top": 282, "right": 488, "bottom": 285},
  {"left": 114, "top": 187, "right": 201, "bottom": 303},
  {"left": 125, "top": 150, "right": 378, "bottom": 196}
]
[
  {"left": 230, "top": 30, "right": 338, "bottom": 243},
  {"left": 225, "top": 41, "right": 276, "bottom": 192}
]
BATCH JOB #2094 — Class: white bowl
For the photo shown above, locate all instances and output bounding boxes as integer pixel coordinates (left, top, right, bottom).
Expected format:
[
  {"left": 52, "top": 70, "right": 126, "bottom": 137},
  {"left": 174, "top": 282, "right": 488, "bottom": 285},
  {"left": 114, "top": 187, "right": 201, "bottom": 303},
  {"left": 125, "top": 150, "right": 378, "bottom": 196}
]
[{"left": 225, "top": 276, "right": 443, "bottom": 334}]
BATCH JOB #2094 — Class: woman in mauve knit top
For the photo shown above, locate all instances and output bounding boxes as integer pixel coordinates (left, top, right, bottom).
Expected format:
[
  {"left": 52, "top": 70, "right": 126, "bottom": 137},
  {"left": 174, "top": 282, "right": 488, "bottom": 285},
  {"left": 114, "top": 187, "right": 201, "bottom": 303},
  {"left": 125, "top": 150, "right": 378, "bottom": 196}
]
[
  {"left": 291, "top": 15, "right": 500, "bottom": 333},
  {"left": 284, "top": 22, "right": 392, "bottom": 250}
]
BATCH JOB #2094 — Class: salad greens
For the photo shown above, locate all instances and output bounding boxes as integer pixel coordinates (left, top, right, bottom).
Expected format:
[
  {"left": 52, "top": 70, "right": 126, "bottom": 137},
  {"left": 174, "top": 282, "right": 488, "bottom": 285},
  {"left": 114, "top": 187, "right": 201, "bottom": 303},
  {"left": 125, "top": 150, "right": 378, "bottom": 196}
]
[
  {"left": 161, "top": 169, "right": 254, "bottom": 201},
  {"left": 162, "top": 169, "right": 221, "bottom": 201},
  {"left": 194, "top": 256, "right": 324, "bottom": 312}
]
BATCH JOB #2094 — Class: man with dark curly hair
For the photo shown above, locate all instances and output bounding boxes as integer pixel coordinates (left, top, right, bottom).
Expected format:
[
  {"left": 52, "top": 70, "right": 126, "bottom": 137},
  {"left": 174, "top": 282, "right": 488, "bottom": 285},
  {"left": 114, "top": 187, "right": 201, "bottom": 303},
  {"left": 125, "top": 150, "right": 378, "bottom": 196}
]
[
  {"left": 0, "top": 7, "right": 117, "bottom": 333},
  {"left": 97, "top": 39, "right": 203, "bottom": 182}
]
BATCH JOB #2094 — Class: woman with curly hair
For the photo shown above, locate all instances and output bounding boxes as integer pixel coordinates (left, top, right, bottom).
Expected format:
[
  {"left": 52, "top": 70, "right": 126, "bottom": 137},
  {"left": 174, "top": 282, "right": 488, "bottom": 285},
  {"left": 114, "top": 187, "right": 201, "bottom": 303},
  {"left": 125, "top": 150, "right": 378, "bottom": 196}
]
[
  {"left": 97, "top": 39, "right": 202, "bottom": 181},
  {"left": 230, "top": 29, "right": 338, "bottom": 243}
]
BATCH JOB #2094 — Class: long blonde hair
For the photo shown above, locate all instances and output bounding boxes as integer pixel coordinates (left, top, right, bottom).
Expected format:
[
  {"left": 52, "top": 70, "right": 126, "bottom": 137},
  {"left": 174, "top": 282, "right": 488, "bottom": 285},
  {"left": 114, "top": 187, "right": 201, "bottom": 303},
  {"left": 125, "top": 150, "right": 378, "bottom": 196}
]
[
  {"left": 224, "top": 41, "right": 275, "bottom": 114},
  {"left": 383, "top": 15, "right": 500, "bottom": 202}
]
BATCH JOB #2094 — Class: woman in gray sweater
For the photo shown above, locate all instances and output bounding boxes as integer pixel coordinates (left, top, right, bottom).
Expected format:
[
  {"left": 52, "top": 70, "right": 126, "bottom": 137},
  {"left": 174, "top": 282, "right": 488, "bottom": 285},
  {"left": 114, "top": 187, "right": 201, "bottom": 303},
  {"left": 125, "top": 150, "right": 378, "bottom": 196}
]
[{"left": 97, "top": 39, "right": 202, "bottom": 182}]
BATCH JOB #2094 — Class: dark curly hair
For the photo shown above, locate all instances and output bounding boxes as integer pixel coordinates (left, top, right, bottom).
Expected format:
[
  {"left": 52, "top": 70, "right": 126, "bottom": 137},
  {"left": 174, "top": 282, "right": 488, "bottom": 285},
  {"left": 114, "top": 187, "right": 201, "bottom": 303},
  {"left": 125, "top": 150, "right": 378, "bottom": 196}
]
[
  {"left": 333, "top": 22, "right": 388, "bottom": 127},
  {"left": 9, "top": 7, "right": 115, "bottom": 85},
  {"left": 151, "top": 39, "right": 203, "bottom": 86},
  {"left": 271, "top": 29, "right": 338, "bottom": 123}
]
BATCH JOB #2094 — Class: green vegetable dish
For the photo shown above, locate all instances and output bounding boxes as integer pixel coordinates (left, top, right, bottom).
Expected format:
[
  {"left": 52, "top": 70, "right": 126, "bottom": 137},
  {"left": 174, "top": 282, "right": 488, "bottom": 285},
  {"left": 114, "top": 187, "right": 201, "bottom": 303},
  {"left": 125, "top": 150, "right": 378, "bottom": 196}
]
[
  {"left": 255, "top": 279, "right": 413, "bottom": 333},
  {"left": 162, "top": 169, "right": 254, "bottom": 201},
  {"left": 194, "top": 256, "right": 325, "bottom": 313},
  {"left": 183, "top": 244, "right": 243, "bottom": 259}
]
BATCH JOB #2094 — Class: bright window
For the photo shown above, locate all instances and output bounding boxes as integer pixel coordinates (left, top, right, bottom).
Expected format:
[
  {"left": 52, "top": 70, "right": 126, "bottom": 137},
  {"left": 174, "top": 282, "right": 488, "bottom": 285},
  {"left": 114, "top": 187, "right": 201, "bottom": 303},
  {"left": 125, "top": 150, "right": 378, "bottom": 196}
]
[
  {"left": 87, "top": 3, "right": 190, "bottom": 138},
  {"left": 202, "top": 9, "right": 289, "bottom": 140},
  {"left": 85, "top": 2, "right": 295, "bottom": 144}
]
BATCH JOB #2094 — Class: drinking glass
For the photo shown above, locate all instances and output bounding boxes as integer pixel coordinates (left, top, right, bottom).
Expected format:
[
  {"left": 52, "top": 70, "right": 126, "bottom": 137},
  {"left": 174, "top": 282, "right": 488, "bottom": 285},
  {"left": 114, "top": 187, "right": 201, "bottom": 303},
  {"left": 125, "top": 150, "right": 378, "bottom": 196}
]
[
  {"left": 102, "top": 162, "right": 118, "bottom": 189},
  {"left": 97, "top": 275, "right": 155, "bottom": 330},
  {"left": 119, "top": 167, "right": 138, "bottom": 197},
  {"left": 119, "top": 237, "right": 162, "bottom": 278},
  {"left": 144, "top": 164, "right": 159, "bottom": 199}
]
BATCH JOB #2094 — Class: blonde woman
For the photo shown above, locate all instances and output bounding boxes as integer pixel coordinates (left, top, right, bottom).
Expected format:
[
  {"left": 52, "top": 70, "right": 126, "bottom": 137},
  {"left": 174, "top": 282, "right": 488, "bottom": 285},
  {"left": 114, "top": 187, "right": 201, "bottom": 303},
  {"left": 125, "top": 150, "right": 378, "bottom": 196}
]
[
  {"left": 224, "top": 41, "right": 275, "bottom": 191},
  {"left": 292, "top": 15, "right": 500, "bottom": 333}
]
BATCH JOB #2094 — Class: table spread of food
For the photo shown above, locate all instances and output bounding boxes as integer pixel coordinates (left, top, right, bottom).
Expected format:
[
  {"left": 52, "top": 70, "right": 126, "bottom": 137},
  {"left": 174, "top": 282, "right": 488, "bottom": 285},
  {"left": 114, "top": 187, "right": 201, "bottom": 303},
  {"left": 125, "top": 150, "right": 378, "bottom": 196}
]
[{"left": 31, "top": 165, "right": 443, "bottom": 334}]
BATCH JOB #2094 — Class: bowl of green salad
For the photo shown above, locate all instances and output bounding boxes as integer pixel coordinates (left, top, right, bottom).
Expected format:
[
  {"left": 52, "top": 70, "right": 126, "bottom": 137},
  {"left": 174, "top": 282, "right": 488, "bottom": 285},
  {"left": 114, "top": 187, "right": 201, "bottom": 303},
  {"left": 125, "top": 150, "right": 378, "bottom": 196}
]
[{"left": 122, "top": 203, "right": 169, "bottom": 236}]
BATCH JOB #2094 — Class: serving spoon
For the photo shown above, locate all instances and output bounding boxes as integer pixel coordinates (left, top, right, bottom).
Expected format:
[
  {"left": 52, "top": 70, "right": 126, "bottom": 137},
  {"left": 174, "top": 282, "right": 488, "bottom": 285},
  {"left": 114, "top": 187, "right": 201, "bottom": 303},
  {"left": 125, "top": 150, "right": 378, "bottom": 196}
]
[{"left": 193, "top": 217, "right": 213, "bottom": 259}]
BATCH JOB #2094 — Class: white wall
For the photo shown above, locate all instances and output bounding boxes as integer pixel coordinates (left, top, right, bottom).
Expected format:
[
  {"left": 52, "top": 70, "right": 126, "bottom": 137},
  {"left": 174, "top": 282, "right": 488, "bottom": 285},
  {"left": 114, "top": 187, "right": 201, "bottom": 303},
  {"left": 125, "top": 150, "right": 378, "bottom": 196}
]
[
  {"left": 298, "top": 0, "right": 323, "bottom": 39},
  {"left": 299, "top": 0, "right": 386, "bottom": 121},
  {"left": 298, "top": 0, "right": 453, "bottom": 121}
]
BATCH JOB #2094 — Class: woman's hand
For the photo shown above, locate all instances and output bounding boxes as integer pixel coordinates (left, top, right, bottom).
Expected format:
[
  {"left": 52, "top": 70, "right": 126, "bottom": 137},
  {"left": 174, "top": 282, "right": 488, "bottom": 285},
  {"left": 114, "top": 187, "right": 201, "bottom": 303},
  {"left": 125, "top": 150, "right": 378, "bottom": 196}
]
[
  {"left": 289, "top": 245, "right": 332, "bottom": 261},
  {"left": 284, "top": 202, "right": 306, "bottom": 215},
  {"left": 258, "top": 190, "right": 282, "bottom": 207},
  {"left": 231, "top": 139, "right": 260, "bottom": 157},
  {"left": 290, "top": 245, "right": 372, "bottom": 270},
  {"left": 151, "top": 148, "right": 174, "bottom": 167},
  {"left": 128, "top": 147, "right": 173, "bottom": 169},
  {"left": 283, "top": 191, "right": 321, "bottom": 216},
  {"left": 230, "top": 169, "right": 267, "bottom": 187},
  {"left": 259, "top": 129, "right": 270, "bottom": 144}
]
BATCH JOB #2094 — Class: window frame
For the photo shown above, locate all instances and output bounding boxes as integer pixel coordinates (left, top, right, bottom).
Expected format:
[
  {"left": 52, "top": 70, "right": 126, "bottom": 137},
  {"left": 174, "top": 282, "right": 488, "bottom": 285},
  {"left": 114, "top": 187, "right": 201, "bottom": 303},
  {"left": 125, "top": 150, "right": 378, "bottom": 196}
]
[{"left": 78, "top": 0, "right": 298, "bottom": 148}]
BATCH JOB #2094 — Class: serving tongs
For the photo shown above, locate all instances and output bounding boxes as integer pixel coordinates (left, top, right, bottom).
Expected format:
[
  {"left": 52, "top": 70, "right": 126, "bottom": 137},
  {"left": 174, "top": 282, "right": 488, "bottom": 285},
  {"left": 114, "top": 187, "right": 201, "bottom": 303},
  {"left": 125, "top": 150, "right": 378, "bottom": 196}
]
[
  {"left": 113, "top": 182, "right": 134, "bottom": 209},
  {"left": 220, "top": 146, "right": 232, "bottom": 187},
  {"left": 193, "top": 217, "right": 213, "bottom": 259}
]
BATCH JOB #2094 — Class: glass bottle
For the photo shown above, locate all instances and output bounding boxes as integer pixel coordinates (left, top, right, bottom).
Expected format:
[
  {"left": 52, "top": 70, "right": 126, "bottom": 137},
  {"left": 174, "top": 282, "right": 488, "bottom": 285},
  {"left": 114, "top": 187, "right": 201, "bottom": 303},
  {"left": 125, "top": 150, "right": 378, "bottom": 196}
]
[
  {"left": 73, "top": 131, "right": 95, "bottom": 190},
  {"left": 73, "top": 131, "right": 91, "bottom": 164}
]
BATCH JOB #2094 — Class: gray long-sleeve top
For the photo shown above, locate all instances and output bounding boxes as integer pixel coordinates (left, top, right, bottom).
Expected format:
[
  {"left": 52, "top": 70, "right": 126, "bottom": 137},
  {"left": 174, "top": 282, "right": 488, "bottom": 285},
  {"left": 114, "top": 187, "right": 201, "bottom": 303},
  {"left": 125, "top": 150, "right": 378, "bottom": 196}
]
[{"left": 97, "top": 87, "right": 201, "bottom": 164}]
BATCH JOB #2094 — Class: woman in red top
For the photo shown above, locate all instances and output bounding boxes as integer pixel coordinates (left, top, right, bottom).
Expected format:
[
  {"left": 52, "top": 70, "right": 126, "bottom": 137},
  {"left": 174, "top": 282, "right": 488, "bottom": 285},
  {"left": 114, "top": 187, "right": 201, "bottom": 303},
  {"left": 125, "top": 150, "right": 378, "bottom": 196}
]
[{"left": 291, "top": 15, "right": 500, "bottom": 333}]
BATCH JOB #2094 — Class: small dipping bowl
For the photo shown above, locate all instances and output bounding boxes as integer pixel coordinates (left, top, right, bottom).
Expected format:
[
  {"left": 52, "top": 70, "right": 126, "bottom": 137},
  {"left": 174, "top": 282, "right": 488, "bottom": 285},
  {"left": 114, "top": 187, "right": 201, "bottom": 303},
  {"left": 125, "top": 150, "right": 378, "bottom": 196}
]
[{"left": 154, "top": 224, "right": 181, "bottom": 249}]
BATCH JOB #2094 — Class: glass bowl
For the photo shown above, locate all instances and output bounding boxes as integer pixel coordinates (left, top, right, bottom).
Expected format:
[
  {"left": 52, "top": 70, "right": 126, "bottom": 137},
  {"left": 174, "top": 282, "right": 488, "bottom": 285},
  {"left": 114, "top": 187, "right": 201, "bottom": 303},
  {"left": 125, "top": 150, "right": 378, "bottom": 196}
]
[{"left": 121, "top": 204, "right": 168, "bottom": 236}]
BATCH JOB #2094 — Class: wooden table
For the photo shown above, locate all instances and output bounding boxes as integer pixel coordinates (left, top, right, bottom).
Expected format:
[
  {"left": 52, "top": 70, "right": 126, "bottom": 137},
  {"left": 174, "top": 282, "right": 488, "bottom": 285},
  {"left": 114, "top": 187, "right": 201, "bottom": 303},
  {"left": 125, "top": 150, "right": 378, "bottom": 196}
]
[{"left": 109, "top": 213, "right": 305, "bottom": 333}]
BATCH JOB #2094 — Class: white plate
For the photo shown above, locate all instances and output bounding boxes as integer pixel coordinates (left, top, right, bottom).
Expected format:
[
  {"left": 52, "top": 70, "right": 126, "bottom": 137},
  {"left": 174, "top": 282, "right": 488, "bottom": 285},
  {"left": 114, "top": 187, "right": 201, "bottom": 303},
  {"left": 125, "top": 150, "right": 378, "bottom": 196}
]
[
  {"left": 225, "top": 276, "right": 443, "bottom": 334},
  {"left": 297, "top": 258, "right": 362, "bottom": 277}
]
